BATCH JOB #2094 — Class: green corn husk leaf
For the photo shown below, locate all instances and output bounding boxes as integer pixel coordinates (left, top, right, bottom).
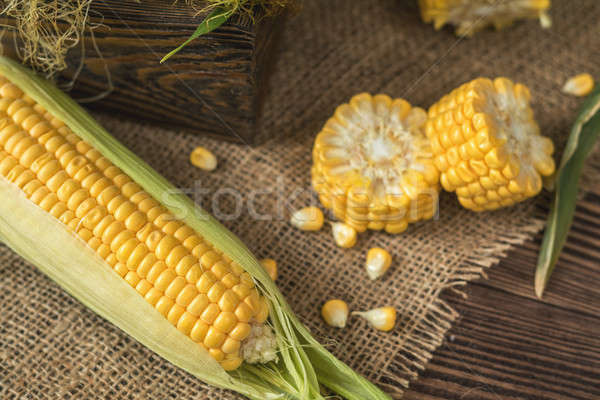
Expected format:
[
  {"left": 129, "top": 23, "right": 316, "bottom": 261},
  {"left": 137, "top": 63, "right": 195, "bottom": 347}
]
[
  {"left": 0, "top": 56, "right": 391, "bottom": 400},
  {"left": 535, "top": 82, "right": 600, "bottom": 298},
  {"left": 161, "top": 5, "right": 232, "bottom": 63}
]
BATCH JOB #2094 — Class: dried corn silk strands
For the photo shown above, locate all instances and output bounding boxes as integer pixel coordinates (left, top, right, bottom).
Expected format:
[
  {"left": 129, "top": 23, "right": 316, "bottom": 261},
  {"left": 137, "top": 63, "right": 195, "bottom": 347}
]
[{"left": 0, "top": 0, "right": 93, "bottom": 77}]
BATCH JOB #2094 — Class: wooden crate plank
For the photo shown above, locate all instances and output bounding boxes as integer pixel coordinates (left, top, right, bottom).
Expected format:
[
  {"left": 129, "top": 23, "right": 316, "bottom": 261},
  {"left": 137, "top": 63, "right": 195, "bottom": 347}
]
[{"left": 1, "top": 1, "right": 282, "bottom": 143}]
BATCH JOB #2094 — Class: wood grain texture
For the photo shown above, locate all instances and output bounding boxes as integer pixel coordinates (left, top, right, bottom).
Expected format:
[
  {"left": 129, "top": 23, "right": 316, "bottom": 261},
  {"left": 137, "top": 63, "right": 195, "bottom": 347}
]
[
  {"left": 404, "top": 191, "right": 600, "bottom": 400},
  {"left": 1, "top": 1, "right": 282, "bottom": 144}
]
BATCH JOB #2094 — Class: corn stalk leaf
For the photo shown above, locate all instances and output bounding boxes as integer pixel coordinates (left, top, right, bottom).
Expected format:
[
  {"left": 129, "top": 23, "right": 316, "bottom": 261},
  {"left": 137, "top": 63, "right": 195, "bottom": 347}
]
[
  {"left": 535, "top": 83, "right": 600, "bottom": 298},
  {"left": 160, "top": 6, "right": 232, "bottom": 63}
]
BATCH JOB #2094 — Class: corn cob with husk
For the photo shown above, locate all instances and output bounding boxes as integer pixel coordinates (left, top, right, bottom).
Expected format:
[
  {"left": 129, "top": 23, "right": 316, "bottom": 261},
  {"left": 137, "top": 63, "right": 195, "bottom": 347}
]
[
  {"left": 0, "top": 56, "right": 391, "bottom": 400},
  {"left": 418, "top": 0, "right": 551, "bottom": 36}
]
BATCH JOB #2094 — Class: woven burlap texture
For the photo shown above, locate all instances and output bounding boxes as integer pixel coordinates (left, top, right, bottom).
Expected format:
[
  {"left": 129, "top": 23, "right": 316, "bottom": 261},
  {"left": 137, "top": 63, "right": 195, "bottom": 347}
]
[{"left": 1, "top": 0, "right": 599, "bottom": 399}]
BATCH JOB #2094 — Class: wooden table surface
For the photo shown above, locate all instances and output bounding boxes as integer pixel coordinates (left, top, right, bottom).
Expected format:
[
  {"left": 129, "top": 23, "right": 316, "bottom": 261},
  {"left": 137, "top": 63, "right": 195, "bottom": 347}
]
[{"left": 403, "top": 192, "right": 600, "bottom": 400}]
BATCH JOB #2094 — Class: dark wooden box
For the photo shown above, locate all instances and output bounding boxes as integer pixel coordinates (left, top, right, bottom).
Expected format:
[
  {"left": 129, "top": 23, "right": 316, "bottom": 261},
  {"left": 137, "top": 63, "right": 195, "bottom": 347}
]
[{"left": 1, "top": 1, "right": 282, "bottom": 144}]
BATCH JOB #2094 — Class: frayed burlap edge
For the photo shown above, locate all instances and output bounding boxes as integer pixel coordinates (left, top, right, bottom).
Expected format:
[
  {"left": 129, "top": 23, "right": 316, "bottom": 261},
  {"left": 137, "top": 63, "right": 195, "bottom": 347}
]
[{"left": 364, "top": 213, "right": 547, "bottom": 393}]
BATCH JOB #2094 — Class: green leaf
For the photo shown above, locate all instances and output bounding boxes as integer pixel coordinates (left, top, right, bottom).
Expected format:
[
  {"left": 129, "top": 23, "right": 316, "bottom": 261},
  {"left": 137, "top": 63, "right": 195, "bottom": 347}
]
[
  {"left": 535, "top": 83, "right": 600, "bottom": 298},
  {"left": 160, "top": 6, "right": 232, "bottom": 64}
]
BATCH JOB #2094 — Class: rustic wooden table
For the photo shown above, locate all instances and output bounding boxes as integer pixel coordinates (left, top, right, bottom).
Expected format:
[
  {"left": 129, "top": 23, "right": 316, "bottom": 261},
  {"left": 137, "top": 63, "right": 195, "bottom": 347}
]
[{"left": 404, "top": 192, "right": 600, "bottom": 400}]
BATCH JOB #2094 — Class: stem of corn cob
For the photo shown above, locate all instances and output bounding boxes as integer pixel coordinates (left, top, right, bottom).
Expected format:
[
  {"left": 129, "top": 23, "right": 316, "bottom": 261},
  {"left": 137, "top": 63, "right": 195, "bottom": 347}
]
[{"left": 0, "top": 56, "right": 391, "bottom": 400}]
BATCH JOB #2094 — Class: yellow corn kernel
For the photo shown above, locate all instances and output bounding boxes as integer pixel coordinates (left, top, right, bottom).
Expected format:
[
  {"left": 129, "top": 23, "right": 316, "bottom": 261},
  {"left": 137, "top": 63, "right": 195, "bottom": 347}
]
[
  {"left": 219, "top": 357, "right": 243, "bottom": 371},
  {"left": 321, "top": 299, "right": 349, "bottom": 328},
  {"left": 427, "top": 78, "right": 555, "bottom": 211},
  {"left": 234, "top": 302, "right": 253, "bottom": 323},
  {"left": 222, "top": 337, "right": 241, "bottom": 354},
  {"left": 353, "top": 306, "right": 396, "bottom": 332},
  {"left": 213, "top": 311, "right": 238, "bottom": 333},
  {"left": 255, "top": 297, "right": 269, "bottom": 324},
  {"left": 562, "top": 73, "right": 595, "bottom": 97},
  {"left": 201, "top": 303, "right": 221, "bottom": 325},
  {"left": 229, "top": 322, "right": 252, "bottom": 341},
  {"left": 207, "top": 281, "right": 227, "bottom": 303},
  {"left": 290, "top": 206, "right": 324, "bottom": 231},
  {"left": 204, "top": 327, "right": 227, "bottom": 348},
  {"left": 331, "top": 222, "right": 357, "bottom": 248},
  {"left": 312, "top": 93, "right": 439, "bottom": 234},
  {"left": 218, "top": 289, "right": 240, "bottom": 312},
  {"left": 167, "top": 304, "right": 185, "bottom": 325},
  {"left": 187, "top": 293, "right": 209, "bottom": 317},
  {"left": 259, "top": 258, "right": 278, "bottom": 281},
  {"left": 190, "top": 319, "right": 210, "bottom": 342},
  {"left": 365, "top": 247, "right": 392, "bottom": 280},
  {"left": 176, "top": 311, "right": 196, "bottom": 335},
  {"left": 189, "top": 146, "right": 217, "bottom": 171}
]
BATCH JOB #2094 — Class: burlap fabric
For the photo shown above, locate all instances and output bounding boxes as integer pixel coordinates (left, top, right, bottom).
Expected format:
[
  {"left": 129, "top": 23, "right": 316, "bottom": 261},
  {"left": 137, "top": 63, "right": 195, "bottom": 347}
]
[{"left": 1, "top": 0, "right": 599, "bottom": 399}]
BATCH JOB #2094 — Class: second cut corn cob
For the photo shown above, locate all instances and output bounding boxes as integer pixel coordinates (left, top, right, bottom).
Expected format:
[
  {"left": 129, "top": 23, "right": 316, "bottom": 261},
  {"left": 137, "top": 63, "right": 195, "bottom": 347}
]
[{"left": 426, "top": 77, "right": 555, "bottom": 211}]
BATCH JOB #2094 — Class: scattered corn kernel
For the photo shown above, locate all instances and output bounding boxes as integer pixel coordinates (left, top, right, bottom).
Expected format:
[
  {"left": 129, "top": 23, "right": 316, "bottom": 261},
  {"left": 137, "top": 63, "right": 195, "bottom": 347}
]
[
  {"left": 259, "top": 258, "right": 277, "bottom": 281},
  {"left": 321, "top": 299, "right": 349, "bottom": 328},
  {"left": 312, "top": 93, "right": 439, "bottom": 234},
  {"left": 190, "top": 146, "right": 217, "bottom": 171},
  {"left": 562, "top": 73, "right": 595, "bottom": 97},
  {"left": 365, "top": 247, "right": 392, "bottom": 280},
  {"left": 353, "top": 307, "right": 396, "bottom": 332},
  {"left": 290, "top": 206, "right": 324, "bottom": 231},
  {"left": 331, "top": 222, "right": 357, "bottom": 248},
  {"left": 426, "top": 77, "right": 556, "bottom": 211}
]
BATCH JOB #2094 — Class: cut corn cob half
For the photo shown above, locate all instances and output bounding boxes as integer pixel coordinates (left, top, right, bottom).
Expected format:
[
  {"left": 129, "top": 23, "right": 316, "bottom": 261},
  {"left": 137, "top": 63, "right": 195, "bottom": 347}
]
[
  {"left": 419, "top": 0, "right": 551, "bottom": 36},
  {"left": 426, "top": 77, "right": 555, "bottom": 211},
  {"left": 0, "top": 57, "right": 391, "bottom": 400},
  {"left": 312, "top": 93, "right": 440, "bottom": 234}
]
